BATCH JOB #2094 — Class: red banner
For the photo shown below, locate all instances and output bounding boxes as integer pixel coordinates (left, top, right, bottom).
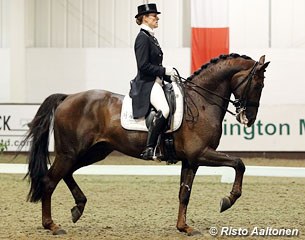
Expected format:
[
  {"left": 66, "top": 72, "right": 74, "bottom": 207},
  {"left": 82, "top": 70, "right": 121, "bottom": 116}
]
[{"left": 191, "top": 0, "right": 229, "bottom": 73}]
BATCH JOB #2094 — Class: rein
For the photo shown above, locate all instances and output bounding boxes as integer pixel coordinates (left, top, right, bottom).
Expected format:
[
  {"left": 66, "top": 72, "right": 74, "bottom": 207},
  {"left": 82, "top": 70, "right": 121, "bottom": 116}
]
[{"left": 173, "top": 61, "right": 258, "bottom": 121}]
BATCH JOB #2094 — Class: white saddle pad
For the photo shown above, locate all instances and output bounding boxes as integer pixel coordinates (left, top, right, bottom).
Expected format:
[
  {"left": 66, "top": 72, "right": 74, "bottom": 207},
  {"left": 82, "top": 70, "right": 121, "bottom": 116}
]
[{"left": 121, "top": 82, "right": 184, "bottom": 132}]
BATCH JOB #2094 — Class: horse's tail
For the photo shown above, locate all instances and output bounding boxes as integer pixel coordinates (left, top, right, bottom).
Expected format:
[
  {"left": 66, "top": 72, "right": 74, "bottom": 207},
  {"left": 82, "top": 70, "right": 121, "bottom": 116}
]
[{"left": 24, "top": 93, "right": 68, "bottom": 202}]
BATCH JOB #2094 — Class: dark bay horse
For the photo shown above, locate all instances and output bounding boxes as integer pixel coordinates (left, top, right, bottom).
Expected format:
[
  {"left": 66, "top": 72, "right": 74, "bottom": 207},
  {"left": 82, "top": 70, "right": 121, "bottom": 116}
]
[{"left": 24, "top": 53, "right": 269, "bottom": 235}]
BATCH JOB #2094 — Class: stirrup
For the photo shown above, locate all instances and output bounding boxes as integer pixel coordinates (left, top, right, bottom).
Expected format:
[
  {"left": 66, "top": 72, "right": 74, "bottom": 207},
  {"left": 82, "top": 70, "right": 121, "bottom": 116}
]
[
  {"left": 141, "top": 135, "right": 163, "bottom": 161},
  {"left": 140, "top": 147, "right": 154, "bottom": 160}
]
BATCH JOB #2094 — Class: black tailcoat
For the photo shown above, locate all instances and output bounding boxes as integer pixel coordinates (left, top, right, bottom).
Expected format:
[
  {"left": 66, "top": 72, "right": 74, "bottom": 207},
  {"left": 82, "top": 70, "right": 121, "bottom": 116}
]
[{"left": 129, "top": 29, "right": 167, "bottom": 118}]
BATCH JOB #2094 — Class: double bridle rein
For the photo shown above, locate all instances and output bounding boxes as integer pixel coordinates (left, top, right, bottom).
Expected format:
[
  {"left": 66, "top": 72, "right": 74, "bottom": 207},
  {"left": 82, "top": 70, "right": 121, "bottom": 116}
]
[{"left": 174, "top": 61, "right": 259, "bottom": 121}]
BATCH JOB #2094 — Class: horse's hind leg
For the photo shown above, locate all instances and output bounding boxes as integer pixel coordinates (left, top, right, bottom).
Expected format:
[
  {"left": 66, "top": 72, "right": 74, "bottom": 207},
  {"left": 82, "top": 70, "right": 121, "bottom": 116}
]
[
  {"left": 64, "top": 173, "right": 87, "bottom": 223},
  {"left": 198, "top": 147, "right": 245, "bottom": 212},
  {"left": 41, "top": 155, "right": 74, "bottom": 235}
]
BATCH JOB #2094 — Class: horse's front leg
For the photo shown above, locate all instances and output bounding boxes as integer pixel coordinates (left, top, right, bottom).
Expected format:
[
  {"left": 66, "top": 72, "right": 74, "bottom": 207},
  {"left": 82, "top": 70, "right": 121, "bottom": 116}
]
[
  {"left": 198, "top": 147, "right": 245, "bottom": 212},
  {"left": 176, "top": 160, "right": 200, "bottom": 235}
]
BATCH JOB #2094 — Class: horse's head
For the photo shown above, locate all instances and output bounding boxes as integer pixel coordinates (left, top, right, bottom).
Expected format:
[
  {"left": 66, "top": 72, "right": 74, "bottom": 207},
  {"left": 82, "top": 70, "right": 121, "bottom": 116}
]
[{"left": 231, "top": 55, "right": 270, "bottom": 127}]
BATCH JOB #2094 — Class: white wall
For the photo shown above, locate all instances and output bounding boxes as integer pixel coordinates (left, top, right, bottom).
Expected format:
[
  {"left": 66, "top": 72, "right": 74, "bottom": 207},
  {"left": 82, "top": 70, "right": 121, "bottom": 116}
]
[
  {"left": 0, "top": 0, "right": 9, "bottom": 48},
  {"left": 272, "top": 0, "right": 305, "bottom": 48},
  {"left": 4, "top": 0, "right": 305, "bottom": 47},
  {"left": 229, "top": 0, "right": 270, "bottom": 49},
  {"left": 229, "top": 0, "right": 305, "bottom": 49},
  {"left": 24, "top": 48, "right": 305, "bottom": 105},
  {"left": 0, "top": 49, "right": 9, "bottom": 101},
  {"left": 25, "top": 0, "right": 186, "bottom": 48},
  {"left": 25, "top": 48, "right": 191, "bottom": 102},
  {"left": 22, "top": 0, "right": 305, "bottom": 49}
]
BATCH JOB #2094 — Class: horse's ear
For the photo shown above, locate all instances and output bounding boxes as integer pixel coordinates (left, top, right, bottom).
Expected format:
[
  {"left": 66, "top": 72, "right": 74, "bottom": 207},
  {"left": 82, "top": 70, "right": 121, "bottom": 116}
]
[
  {"left": 257, "top": 61, "right": 270, "bottom": 74},
  {"left": 257, "top": 55, "right": 270, "bottom": 72},
  {"left": 262, "top": 61, "right": 270, "bottom": 69},
  {"left": 258, "top": 55, "right": 265, "bottom": 64}
]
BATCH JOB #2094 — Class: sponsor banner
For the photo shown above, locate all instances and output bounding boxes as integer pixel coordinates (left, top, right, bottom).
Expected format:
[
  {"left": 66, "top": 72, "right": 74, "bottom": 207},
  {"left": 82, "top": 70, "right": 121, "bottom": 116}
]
[
  {"left": 218, "top": 105, "right": 305, "bottom": 151},
  {"left": 0, "top": 104, "right": 54, "bottom": 152},
  {"left": 0, "top": 104, "right": 304, "bottom": 152}
]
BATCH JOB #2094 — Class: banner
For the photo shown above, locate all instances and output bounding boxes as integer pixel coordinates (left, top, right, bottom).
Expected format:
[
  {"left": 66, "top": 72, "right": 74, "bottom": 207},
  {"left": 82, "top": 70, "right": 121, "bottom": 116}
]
[
  {"left": 0, "top": 104, "right": 54, "bottom": 152},
  {"left": 191, "top": 0, "right": 229, "bottom": 72},
  {"left": 0, "top": 105, "right": 37, "bottom": 152},
  {"left": 218, "top": 105, "right": 305, "bottom": 151}
]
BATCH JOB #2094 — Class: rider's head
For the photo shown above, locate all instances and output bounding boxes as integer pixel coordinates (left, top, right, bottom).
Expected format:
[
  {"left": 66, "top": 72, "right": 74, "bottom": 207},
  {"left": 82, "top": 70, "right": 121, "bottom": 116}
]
[{"left": 135, "top": 3, "right": 160, "bottom": 29}]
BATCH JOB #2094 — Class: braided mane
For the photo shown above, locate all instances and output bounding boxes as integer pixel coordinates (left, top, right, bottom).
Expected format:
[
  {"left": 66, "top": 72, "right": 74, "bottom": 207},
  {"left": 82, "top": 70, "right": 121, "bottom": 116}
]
[{"left": 188, "top": 53, "right": 253, "bottom": 81}]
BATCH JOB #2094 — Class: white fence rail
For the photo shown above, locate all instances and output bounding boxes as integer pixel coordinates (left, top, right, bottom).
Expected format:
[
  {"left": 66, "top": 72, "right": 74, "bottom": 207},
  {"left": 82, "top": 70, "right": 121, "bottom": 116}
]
[{"left": 1, "top": 164, "right": 305, "bottom": 183}]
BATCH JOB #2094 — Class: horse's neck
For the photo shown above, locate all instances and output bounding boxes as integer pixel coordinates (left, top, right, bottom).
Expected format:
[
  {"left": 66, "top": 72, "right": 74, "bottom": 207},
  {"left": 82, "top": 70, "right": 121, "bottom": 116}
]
[
  {"left": 193, "top": 65, "right": 234, "bottom": 99},
  {"left": 185, "top": 58, "right": 255, "bottom": 127},
  {"left": 187, "top": 62, "right": 240, "bottom": 122}
]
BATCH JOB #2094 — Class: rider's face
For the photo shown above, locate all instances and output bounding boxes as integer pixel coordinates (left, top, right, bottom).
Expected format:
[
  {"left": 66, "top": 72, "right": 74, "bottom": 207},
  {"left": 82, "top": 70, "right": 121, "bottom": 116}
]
[{"left": 143, "top": 14, "right": 159, "bottom": 29}]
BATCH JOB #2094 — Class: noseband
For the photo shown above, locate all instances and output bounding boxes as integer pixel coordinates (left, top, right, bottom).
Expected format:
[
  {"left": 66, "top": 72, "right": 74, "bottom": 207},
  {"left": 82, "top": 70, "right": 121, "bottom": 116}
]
[{"left": 174, "top": 61, "right": 259, "bottom": 119}]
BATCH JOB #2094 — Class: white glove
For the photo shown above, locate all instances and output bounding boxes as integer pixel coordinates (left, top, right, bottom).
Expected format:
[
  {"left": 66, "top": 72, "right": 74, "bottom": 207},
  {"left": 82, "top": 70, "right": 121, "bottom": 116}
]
[
  {"left": 165, "top": 67, "right": 177, "bottom": 82},
  {"left": 165, "top": 67, "right": 175, "bottom": 76}
]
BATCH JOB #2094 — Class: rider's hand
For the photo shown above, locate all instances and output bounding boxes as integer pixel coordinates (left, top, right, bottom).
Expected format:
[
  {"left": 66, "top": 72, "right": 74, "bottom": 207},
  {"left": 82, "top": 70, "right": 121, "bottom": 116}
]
[
  {"left": 170, "top": 74, "right": 177, "bottom": 82},
  {"left": 165, "top": 67, "right": 175, "bottom": 76},
  {"left": 165, "top": 67, "right": 177, "bottom": 82}
]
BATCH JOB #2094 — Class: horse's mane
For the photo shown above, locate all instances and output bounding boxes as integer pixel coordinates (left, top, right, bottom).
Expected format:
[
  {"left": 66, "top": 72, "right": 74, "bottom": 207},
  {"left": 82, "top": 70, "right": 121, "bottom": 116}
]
[{"left": 187, "top": 53, "right": 253, "bottom": 81}]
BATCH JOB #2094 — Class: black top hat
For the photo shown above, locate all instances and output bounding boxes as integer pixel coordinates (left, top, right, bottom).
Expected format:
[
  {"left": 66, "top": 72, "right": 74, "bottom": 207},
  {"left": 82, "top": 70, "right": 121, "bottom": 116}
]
[{"left": 135, "top": 3, "right": 161, "bottom": 18}]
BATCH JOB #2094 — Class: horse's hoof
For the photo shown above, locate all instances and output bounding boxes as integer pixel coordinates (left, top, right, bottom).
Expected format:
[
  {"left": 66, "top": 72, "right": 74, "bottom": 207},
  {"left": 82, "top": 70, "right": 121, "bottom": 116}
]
[
  {"left": 71, "top": 206, "right": 82, "bottom": 223},
  {"left": 178, "top": 225, "right": 201, "bottom": 236},
  {"left": 52, "top": 228, "right": 67, "bottom": 235},
  {"left": 220, "top": 196, "right": 232, "bottom": 212},
  {"left": 186, "top": 229, "right": 201, "bottom": 236}
]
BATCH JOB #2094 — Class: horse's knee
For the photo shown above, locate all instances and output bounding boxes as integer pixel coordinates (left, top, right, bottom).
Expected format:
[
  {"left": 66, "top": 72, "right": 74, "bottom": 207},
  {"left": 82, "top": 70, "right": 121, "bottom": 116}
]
[{"left": 234, "top": 158, "right": 245, "bottom": 173}]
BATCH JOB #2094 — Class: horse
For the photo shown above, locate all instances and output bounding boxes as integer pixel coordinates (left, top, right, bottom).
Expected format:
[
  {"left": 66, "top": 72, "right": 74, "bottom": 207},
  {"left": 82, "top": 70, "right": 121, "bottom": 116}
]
[{"left": 24, "top": 53, "right": 269, "bottom": 235}]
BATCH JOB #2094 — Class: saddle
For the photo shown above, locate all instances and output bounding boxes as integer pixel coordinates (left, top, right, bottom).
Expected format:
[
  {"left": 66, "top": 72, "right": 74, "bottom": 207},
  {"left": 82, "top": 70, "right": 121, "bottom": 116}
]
[
  {"left": 121, "top": 82, "right": 184, "bottom": 163},
  {"left": 121, "top": 82, "right": 183, "bottom": 132}
]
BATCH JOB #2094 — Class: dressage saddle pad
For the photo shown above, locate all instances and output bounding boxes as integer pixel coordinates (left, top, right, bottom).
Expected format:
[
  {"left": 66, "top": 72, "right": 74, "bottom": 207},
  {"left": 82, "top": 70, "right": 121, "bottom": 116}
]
[{"left": 121, "top": 82, "right": 184, "bottom": 132}]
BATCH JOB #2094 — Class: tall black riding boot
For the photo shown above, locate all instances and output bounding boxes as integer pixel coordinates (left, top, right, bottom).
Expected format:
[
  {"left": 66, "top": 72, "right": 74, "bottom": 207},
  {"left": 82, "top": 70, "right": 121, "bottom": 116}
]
[{"left": 141, "top": 110, "right": 167, "bottom": 160}]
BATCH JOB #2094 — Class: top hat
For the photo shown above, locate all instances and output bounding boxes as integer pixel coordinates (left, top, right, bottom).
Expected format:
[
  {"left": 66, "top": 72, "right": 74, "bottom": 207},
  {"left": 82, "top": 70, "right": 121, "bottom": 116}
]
[{"left": 135, "top": 3, "right": 161, "bottom": 18}]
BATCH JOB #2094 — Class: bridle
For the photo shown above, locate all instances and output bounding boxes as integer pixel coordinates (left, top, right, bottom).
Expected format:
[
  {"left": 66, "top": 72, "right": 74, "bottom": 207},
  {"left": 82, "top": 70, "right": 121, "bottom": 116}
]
[
  {"left": 174, "top": 61, "right": 259, "bottom": 120},
  {"left": 231, "top": 61, "right": 259, "bottom": 113}
]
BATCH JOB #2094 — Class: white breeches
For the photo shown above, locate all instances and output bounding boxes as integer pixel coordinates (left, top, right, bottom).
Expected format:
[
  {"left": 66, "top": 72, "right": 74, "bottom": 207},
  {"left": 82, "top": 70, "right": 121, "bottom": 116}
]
[{"left": 150, "top": 79, "right": 170, "bottom": 119}]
